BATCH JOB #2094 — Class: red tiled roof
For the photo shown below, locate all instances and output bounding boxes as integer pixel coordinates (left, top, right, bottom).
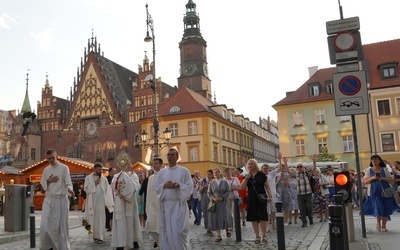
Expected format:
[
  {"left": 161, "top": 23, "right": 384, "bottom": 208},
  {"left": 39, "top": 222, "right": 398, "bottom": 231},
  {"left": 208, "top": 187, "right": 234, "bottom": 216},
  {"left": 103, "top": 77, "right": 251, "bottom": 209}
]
[
  {"left": 363, "top": 39, "right": 400, "bottom": 89},
  {"left": 151, "top": 87, "right": 215, "bottom": 118},
  {"left": 273, "top": 67, "right": 336, "bottom": 107},
  {"left": 274, "top": 39, "right": 400, "bottom": 107}
]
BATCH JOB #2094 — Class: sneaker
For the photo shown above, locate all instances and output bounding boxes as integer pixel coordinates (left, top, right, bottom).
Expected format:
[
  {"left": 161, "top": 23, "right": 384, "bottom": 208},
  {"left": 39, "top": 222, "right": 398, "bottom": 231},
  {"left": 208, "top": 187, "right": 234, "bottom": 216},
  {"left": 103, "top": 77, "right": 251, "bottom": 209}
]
[
  {"left": 309, "top": 219, "right": 314, "bottom": 225},
  {"left": 301, "top": 222, "right": 307, "bottom": 228},
  {"left": 153, "top": 242, "right": 158, "bottom": 248},
  {"left": 133, "top": 242, "right": 139, "bottom": 249}
]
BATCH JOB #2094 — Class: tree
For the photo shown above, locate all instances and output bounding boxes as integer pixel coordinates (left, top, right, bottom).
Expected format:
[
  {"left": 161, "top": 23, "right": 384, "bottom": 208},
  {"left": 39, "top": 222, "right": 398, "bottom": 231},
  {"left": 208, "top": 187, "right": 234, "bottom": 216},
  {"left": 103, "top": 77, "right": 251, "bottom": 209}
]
[{"left": 316, "top": 146, "right": 337, "bottom": 162}]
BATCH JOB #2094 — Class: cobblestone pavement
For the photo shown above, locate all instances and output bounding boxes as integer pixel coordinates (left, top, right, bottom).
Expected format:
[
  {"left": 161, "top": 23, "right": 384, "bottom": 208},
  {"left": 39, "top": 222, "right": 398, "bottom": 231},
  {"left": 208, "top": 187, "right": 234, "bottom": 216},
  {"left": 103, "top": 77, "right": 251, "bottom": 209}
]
[{"left": 0, "top": 210, "right": 330, "bottom": 250}]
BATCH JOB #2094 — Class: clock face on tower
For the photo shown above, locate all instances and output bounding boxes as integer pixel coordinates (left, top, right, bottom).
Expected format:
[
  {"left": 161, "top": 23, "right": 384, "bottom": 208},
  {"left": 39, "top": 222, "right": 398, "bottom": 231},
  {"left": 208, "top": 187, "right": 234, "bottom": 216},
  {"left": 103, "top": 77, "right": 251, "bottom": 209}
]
[
  {"left": 182, "top": 62, "right": 197, "bottom": 76},
  {"left": 84, "top": 119, "right": 99, "bottom": 139},
  {"left": 203, "top": 63, "right": 209, "bottom": 78}
]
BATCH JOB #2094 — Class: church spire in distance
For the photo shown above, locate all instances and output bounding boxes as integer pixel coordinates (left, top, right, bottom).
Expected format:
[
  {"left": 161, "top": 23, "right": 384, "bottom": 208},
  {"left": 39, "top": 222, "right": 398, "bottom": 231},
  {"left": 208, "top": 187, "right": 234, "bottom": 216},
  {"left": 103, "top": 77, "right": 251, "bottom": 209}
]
[{"left": 21, "top": 71, "right": 32, "bottom": 114}]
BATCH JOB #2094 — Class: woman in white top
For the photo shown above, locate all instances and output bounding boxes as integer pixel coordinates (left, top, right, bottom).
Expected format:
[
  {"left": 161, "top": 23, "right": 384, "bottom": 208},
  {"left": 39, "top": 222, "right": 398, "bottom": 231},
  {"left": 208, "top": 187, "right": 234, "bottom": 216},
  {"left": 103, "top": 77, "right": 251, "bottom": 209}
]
[{"left": 313, "top": 167, "right": 329, "bottom": 222}]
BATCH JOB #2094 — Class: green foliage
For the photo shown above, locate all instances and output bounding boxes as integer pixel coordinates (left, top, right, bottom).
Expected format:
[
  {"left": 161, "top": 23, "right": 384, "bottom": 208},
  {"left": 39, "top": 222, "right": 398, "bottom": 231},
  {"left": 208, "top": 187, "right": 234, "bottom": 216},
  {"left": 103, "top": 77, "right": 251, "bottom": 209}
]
[{"left": 316, "top": 146, "right": 337, "bottom": 162}]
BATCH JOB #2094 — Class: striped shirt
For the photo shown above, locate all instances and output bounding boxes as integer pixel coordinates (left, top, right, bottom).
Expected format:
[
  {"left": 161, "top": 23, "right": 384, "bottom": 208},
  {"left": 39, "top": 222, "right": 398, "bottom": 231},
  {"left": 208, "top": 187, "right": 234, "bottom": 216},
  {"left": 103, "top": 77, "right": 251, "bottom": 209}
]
[{"left": 297, "top": 172, "right": 312, "bottom": 195}]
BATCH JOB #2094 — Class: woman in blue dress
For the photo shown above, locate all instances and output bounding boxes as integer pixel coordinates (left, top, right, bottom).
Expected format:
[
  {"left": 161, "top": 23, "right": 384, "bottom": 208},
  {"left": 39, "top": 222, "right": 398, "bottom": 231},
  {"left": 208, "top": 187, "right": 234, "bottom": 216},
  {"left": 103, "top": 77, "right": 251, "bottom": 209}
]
[{"left": 363, "top": 154, "right": 399, "bottom": 232}]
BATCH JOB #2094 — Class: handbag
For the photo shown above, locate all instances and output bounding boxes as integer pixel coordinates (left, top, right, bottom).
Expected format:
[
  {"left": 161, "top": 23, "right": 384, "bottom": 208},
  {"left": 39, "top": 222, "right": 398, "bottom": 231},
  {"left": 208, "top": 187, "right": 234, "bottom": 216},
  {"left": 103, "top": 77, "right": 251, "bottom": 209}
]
[
  {"left": 207, "top": 201, "right": 216, "bottom": 212},
  {"left": 380, "top": 181, "right": 395, "bottom": 198},
  {"left": 249, "top": 177, "right": 268, "bottom": 205}
]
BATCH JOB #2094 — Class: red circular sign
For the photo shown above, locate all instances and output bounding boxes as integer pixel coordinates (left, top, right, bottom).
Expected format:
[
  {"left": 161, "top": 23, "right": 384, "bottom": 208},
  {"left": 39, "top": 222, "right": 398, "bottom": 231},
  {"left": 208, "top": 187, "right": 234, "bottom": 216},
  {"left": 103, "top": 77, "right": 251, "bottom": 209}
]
[{"left": 334, "top": 32, "right": 356, "bottom": 52}]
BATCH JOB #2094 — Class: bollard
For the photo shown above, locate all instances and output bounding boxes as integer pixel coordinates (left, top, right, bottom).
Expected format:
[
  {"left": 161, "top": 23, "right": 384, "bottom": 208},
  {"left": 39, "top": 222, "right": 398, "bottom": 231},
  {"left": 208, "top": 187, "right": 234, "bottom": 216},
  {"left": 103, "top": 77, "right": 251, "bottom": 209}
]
[
  {"left": 30, "top": 205, "right": 35, "bottom": 248},
  {"left": 275, "top": 201, "right": 285, "bottom": 250},
  {"left": 233, "top": 197, "right": 242, "bottom": 242},
  {"left": 329, "top": 195, "right": 348, "bottom": 250}
]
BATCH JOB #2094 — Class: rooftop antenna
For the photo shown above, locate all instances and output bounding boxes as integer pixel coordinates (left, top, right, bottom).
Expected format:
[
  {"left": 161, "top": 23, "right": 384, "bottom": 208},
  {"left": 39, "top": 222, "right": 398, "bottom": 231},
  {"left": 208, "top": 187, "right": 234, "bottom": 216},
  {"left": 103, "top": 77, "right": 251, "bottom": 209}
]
[{"left": 338, "top": 0, "right": 344, "bottom": 19}]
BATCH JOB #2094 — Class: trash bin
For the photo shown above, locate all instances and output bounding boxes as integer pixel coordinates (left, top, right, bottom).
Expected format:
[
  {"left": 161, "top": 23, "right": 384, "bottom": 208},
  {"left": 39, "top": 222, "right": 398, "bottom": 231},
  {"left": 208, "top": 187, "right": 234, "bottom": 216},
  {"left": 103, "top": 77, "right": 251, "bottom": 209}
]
[{"left": 4, "top": 184, "right": 33, "bottom": 232}]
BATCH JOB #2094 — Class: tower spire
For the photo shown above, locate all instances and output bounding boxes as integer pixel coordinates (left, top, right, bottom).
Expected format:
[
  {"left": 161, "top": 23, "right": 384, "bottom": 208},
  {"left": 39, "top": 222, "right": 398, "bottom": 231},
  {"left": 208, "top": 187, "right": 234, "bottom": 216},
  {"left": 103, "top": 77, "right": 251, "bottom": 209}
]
[
  {"left": 183, "top": 0, "right": 201, "bottom": 37},
  {"left": 21, "top": 71, "right": 32, "bottom": 114}
]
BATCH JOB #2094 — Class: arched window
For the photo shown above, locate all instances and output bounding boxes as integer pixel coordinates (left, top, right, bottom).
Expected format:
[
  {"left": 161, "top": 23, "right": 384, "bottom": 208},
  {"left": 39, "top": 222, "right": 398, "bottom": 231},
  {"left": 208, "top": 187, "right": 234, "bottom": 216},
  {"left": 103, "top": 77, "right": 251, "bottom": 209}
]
[
  {"left": 95, "top": 143, "right": 103, "bottom": 161},
  {"left": 67, "top": 146, "right": 74, "bottom": 158},
  {"left": 107, "top": 142, "right": 116, "bottom": 160}
]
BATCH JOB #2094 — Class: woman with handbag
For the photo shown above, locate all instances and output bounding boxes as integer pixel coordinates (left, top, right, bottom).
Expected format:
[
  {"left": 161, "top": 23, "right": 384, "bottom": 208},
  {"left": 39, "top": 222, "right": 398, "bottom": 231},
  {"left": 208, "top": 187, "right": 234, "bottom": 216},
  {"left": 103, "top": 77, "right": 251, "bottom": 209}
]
[
  {"left": 233, "top": 159, "right": 272, "bottom": 244},
  {"left": 363, "top": 154, "right": 399, "bottom": 232},
  {"left": 207, "top": 168, "right": 231, "bottom": 242}
]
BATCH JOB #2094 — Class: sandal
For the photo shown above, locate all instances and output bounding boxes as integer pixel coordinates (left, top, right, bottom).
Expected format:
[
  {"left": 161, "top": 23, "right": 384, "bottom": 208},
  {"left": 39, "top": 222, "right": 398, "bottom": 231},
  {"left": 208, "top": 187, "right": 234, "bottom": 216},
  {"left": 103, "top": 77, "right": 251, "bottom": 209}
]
[
  {"left": 255, "top": 236, "right": 261, "bottom": 244},
  {"left": 215, "top": 235, "right": 222, "bottom": 242},
  {"left": 376, "top": 224, "right": 381, "bottom": 231},
  {"left": 262, "top": 236, "right": 268, "bottom": 243},
  {"left": 96, "top": 239, "right": 104, "bottom": 244},
  {"left": 242, "top": 221, "right": 246, "bottom": 227},
  {"left": 381, "top": 228, "right": 388, "bottom": 232},
  {"left": 207, "top": 230, "right": 214, "bottom": 236},
  {"left": 226, "top": 229, "right": 231, "bottom": 238}
]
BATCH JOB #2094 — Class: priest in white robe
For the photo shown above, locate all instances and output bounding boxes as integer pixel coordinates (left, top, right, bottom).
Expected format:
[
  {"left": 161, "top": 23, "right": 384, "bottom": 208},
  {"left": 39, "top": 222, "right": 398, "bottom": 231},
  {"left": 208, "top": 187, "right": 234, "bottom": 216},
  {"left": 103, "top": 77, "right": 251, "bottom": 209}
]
[
  {"left": 155, "top": 148, "right": 193, "bottom": 250},
  {"left": 39, "top": 149, "right": 74, "bottom": 250},
  {"left": 127, "top": 167, "right": 143, "bottom": 248},
  {"left": 145, "top": 157, "right": 163, "bottom": 248},
  {"left": 110, "top": 168, "right": 135, "bottom": 250},
  {"left": 84, "top": 163, "right": 113, "bottom": 244}
]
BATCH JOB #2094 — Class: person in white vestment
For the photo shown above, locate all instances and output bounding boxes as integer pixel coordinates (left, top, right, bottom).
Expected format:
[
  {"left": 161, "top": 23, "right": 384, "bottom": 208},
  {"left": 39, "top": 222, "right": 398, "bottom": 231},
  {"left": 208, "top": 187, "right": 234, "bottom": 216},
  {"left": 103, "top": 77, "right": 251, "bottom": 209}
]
[
  {"left": 155, "top": 148, "right": 194, "bottom": 250},
  {"left": 110, "top": 167, "right": 136, "bottom": 250},
  {"left": 39, "top": 149, "right": 74, "bottom": 250},
  {"left": 84, "top": 163, "right": 114, "bottom": 244},
  {"left": 127, "top": 166, "right": 143, "bottom": 249},
  {"left": 145, "top": 157, "right": 163, "bottom": 249}
]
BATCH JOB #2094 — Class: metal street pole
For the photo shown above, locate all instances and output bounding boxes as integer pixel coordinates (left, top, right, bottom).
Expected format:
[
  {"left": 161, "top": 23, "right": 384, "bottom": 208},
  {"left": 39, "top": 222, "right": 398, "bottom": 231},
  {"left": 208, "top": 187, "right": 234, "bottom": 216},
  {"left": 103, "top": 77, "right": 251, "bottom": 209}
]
[{"left": 145, "top": 4, "right": 159, "bottom": 157}]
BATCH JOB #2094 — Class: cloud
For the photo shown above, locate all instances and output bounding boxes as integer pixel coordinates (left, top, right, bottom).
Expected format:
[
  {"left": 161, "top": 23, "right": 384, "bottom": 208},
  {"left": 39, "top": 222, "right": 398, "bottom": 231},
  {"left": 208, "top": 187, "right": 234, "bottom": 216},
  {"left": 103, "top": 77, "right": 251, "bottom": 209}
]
[
  {"left": 0, "top": 13, "right": 16, "bottom": 29},
  {"left": 30, "top": 28, "right": 54, "bottom": 51}
]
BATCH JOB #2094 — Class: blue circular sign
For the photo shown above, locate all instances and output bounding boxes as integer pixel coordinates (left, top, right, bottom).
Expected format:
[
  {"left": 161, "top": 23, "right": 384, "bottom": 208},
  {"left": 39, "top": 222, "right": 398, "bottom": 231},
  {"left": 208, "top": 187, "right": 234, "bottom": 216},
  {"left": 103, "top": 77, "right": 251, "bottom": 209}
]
[{"left": 339, "top": 76, "right": 361, "bottom": 96}]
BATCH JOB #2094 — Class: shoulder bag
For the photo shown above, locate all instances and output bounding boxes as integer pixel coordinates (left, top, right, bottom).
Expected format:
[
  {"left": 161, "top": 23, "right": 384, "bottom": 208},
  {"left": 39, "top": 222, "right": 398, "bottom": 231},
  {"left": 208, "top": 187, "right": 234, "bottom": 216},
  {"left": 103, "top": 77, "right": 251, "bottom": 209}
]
[
  {"left": 380, "top": 181, "right": 395, "bottom": 198},
  {"left": 249, "top": 177, "right": 268, "bottom": 205}
]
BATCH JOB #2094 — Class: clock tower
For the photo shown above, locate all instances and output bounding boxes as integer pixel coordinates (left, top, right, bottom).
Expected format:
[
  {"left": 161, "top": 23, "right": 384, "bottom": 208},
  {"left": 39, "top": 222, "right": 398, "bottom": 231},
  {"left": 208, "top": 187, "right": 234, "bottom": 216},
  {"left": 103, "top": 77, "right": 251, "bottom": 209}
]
[{"left": 178, "top": 0, "right": 211, "bottom": 100}]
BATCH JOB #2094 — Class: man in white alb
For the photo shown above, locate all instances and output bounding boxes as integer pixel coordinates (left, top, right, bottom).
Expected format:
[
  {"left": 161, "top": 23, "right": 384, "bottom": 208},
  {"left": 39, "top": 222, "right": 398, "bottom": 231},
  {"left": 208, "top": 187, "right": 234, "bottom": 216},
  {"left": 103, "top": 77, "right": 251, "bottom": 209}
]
[
  {"left": 155, "top": 148, "right": 194, "bottom": 250},
  {"left": 39, "top": 149, "right": 74, "bottom": 250},
  {"left": 84, "top": 163, "right": 113, "bottom": 244},
  {"left": 145, "top": 157, "right": 163, "bottom": 248}
]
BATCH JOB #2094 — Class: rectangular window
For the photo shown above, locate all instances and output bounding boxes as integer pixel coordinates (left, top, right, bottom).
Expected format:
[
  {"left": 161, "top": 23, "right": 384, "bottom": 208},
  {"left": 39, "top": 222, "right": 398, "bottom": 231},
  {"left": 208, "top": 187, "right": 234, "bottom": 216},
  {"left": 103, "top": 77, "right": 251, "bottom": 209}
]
[
  {"left": 293, "top": 111, "right": 303, "bottom": 126},
  {"left": 169, "top": 123, "right": 178, "bottom": 137},
  {"left": 188, "top": 121, "right": 197, "bottom": 135},
  {"left": 295, "top": 139, "right": 305, "bottom": 156},
  {"left": 31, "top": 148, "right": 36, "bottom": 160},
  {"left": 231, "top": 130, "right": 235, "bottom": 142},
  {"left": 377, "top": 99, "right": 391, "bottom": 116},
  {"left": 396, "top": 97, "right": 400, "bottom": 115},
  {"left": 222, "top": 110, "right": 226, "bottom": 118},
  {"left": 382, "top": 67, "right": 396, "bottom": 78},
  {"left": 317, "top": 137, "right": 328, "bottom": 153},
  {"left": 189, "top": 146, "right": 198, "bottom": 162},
  {"left": 326, "top": 83, "right": 333, "bottom": 94},
  {"left": 310, "top": 86, "right": 320, "bottom": 96},
  {"left": 212, "top": 122, "right": 217, "bottom": 136},
  {"left": 228, "top": 149, "right": 232, "bottom": 165},
  {"left": 315, "top": 108, "right": 326, "bottom": 124},
  {"left": 381, "top": 133, "right": 395, "bottom": 152},
  {"left": 227, "top": 128, "right": 230, "bottom": 141},
  {"left": 213, "top": 145, "right": 218, "bottom": 162},
  {"left": 222, "top": 126, "right": 225, "bottom": 139},
  {"left": 222, "top": 147, "right": 227, "bottom": 164},
  {"left": 343, "top": 135, "right": 354, "bottom": 152}
]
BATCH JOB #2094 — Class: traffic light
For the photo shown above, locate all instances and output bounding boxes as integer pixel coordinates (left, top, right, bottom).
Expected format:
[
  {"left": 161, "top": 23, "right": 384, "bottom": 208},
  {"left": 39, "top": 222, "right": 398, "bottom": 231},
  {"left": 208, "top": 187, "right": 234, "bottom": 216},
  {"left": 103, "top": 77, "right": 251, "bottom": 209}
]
[{"left": 334, "top": 171, "right": 352, "bottom": 203}]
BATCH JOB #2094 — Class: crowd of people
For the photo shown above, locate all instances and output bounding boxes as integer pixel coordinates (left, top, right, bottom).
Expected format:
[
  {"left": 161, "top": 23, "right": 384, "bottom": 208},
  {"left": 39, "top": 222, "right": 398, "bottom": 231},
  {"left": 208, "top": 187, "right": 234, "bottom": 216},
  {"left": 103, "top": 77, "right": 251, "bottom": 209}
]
[{"left": 3, "top": 142, "right": 393, "bottom": 249}]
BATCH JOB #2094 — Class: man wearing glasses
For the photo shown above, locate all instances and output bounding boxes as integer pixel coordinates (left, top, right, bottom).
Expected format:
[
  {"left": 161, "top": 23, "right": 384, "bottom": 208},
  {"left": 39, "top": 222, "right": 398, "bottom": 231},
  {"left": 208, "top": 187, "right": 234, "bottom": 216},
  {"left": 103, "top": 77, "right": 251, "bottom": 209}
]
[
  {"left": 39, "top": 149, "right": 74, "bottom": 250},
  {"left": 290, "top": 154, "right": 317, "bottom": 228}
]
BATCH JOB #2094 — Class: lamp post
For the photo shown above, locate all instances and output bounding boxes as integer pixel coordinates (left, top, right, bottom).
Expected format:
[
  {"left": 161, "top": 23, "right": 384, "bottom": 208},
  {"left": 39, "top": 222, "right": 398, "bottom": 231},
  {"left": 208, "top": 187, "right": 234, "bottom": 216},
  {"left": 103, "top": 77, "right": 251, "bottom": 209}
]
[
  {"left": 140, "top": 128, "right": 172, "bottom": 153},
  {"left": 144, "top": 3, "right": 159, "bottom": 157}
]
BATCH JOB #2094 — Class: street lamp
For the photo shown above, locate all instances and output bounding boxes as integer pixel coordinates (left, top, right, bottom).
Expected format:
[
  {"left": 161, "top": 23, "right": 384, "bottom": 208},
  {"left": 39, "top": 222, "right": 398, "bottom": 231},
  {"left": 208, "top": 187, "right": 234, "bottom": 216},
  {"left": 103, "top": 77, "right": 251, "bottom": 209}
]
[
  {"left": 144, "top": 3, "right": 160, "bottom": 157},
  {"left": 140, "top": 128, "right": 172, "bottom": 151}
]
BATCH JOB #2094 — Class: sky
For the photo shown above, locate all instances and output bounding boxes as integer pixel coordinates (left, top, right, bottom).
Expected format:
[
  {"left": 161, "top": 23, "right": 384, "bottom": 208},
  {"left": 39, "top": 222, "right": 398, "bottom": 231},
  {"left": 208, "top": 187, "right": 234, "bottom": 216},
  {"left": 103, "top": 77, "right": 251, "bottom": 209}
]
[{"left": 1, "top": 0, "right": 400, "bottom": 123}]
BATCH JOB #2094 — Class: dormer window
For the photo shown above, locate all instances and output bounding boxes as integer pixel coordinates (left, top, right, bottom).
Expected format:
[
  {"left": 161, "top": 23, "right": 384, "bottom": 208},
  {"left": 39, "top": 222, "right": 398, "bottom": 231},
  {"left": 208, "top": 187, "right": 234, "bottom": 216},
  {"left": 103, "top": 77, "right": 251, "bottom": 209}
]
[
  {"left": 325, "top": 80, "right": 333, "bottom": 94},
  {"left": 378, "top": 62, "right": 398, "bottom": 79},
  {"left": 308, "top": 82, "right": 321, "bottom": 96},
  {"left": 170, "top": 106, "right": 181, "bottom": 114}
]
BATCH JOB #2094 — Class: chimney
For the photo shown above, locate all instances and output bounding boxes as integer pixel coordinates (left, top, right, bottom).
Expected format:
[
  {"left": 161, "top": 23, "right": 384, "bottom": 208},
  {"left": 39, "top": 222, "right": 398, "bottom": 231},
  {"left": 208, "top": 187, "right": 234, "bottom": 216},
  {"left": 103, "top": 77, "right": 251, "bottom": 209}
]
[{"left": 308, "top": 66, "right": 318, "bottom": 77}]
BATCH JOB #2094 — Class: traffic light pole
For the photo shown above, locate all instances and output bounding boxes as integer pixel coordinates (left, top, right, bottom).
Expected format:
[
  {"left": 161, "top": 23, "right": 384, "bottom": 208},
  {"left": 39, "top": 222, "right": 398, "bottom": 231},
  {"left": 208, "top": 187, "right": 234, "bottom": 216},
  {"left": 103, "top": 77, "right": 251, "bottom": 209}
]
[{"left": 352, "top": 114, "right": 367, "bottom": 238}]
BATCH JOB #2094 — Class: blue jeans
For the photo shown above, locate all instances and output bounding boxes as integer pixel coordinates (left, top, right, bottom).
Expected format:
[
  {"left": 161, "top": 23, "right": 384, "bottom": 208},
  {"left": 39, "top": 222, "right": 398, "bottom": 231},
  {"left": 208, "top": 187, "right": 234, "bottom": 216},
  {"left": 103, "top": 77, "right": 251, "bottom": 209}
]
[
  {"left": 351, "top": 189, "right": 360, "bottom": 207},
  {"left": 191, "top": 198, "right": 202, "bottom": 223}
]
